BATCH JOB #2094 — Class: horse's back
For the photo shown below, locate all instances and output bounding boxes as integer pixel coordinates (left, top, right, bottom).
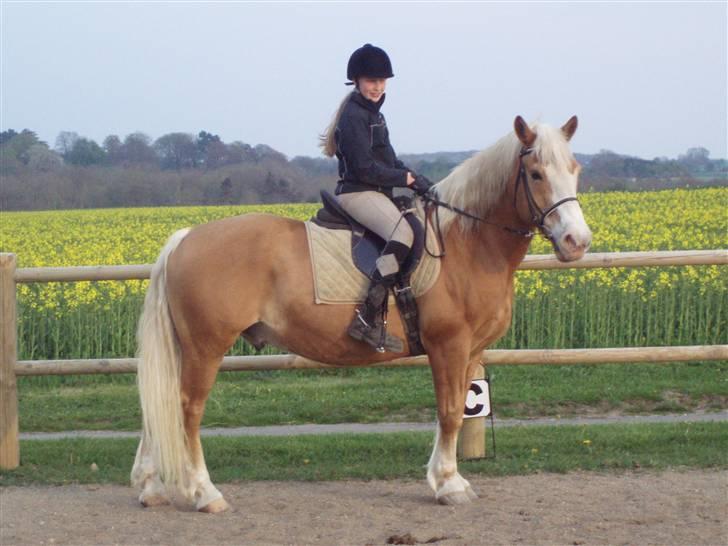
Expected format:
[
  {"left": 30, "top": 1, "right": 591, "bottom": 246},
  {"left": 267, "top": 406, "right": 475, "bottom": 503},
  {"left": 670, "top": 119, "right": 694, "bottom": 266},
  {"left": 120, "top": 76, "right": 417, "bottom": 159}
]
[{"left": 172, "top": 212, "right": 306, "bottom": 268}]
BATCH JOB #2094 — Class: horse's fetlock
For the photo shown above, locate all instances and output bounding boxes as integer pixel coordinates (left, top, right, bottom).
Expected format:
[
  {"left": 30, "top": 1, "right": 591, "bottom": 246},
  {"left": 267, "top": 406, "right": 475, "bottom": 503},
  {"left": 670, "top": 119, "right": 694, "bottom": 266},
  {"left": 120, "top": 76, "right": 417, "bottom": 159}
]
[
  {"left": 437, "top": 460, "right": 457, "bottom": 479},
  {"left": 428, "top": 460, "right": 457, "bottom": 491}
]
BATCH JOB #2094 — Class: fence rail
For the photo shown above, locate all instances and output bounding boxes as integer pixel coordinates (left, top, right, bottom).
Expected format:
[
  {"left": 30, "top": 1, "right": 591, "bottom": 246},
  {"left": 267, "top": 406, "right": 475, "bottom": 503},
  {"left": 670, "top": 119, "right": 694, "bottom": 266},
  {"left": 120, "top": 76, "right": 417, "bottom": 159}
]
[
  {"left": 1, "top": 249, "right": 726, "bottom": 469},
  {"left": 14, "top": 345, "right": 728, "bottom": 376},
  {"left": 13, "top": 249, "right": 728, "bottom": 283}
]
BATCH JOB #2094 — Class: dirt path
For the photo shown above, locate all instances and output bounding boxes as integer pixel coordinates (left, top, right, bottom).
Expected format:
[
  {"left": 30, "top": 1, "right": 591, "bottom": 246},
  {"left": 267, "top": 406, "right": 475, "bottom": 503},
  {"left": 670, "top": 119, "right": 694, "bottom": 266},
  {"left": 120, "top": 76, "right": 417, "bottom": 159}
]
[{"left": 2, "top": 470, "right": 726, "bottom": 545}]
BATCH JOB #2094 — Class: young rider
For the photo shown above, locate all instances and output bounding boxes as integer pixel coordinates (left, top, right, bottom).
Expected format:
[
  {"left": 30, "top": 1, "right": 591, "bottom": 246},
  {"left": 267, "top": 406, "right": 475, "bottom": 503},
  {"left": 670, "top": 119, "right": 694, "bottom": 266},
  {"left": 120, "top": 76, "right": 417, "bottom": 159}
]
[{"left": 320, "top": 43, "right": 432, "bottom": 352}]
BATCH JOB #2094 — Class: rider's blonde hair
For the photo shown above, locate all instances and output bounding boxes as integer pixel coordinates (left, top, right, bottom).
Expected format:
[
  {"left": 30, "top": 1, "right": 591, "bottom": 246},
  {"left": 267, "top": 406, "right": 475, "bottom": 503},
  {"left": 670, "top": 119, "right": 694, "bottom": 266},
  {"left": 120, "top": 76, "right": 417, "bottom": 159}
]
[{"left": 319, "top": 91, "right": 354, "bottom": 158}]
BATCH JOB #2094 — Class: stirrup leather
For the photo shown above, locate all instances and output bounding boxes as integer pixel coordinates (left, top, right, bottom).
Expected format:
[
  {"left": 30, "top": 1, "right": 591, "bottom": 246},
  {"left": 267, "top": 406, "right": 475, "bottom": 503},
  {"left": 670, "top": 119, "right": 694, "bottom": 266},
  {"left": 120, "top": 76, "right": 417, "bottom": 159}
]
[{"left": 347, "top": 295, "right": 404, "bottom": 353}]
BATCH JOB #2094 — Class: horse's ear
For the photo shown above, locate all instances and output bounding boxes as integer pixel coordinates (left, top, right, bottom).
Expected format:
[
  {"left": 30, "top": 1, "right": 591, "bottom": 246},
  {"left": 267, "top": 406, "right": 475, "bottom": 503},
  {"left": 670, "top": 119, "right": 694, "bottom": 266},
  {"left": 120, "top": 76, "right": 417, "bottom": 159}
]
[
  {"left": 514, "top": 116, "right": 536, "bottom": 147},
  {"left": 561, "top": 115, "right": 578, "bottom": 141}
]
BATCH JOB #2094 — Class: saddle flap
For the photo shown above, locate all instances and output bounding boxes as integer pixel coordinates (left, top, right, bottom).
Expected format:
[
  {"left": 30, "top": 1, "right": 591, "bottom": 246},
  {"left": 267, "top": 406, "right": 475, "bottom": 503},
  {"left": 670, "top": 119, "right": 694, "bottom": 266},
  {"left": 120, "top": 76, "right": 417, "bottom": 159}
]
[{"left": 400, "top": 212, "right": 425, "bottom": 279}]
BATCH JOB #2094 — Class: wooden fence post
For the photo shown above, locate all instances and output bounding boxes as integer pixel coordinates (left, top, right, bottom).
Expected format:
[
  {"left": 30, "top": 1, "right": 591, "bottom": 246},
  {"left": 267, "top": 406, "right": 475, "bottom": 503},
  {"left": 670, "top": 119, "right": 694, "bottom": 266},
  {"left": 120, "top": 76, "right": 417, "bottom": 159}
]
[
  {"left": 458, "top": 363, "right": 486, "bottom": 459},
  {"left": 0, "top": 253, "right": 19, "bottom": 469}
]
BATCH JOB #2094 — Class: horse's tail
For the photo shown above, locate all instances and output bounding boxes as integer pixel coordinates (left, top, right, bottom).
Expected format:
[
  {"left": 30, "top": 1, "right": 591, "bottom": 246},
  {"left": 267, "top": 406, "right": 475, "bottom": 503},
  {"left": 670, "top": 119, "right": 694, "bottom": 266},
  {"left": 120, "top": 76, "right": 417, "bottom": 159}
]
[{"left": 136, "top": 227, "right": 191, "bottom": 493}]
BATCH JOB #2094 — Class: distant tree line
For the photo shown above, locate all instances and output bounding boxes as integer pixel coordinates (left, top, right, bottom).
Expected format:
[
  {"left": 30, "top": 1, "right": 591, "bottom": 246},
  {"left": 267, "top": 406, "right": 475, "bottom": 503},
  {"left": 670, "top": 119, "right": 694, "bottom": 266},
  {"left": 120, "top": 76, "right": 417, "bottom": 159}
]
[
  {"left": 572, "top": 147, "right": 727, "bottom": 191},
  {"left": 1, "top": 128, "right": 725, "bottom": 211},
  {"left": 0, "top": 129, "right": 338, "bottom": 210}
]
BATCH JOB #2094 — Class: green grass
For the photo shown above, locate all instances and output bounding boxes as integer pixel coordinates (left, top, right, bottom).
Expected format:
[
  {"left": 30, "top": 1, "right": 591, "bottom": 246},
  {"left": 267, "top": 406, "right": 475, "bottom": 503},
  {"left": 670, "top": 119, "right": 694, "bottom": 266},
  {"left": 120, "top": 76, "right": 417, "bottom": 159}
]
[
  {"left": 17, "top": 362, "right": 727, "bottom": 433},
  {"left": 2, "top": 422, "right": 726, "bottom": 486}
]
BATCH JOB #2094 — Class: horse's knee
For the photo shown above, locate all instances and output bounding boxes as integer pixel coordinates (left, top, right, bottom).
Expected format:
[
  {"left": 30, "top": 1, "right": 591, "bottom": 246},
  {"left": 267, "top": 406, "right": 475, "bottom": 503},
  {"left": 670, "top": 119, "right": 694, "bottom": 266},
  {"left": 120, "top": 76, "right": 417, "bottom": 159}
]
[{"left": 437, "top": 413, "right": 464, "bottom": 436}]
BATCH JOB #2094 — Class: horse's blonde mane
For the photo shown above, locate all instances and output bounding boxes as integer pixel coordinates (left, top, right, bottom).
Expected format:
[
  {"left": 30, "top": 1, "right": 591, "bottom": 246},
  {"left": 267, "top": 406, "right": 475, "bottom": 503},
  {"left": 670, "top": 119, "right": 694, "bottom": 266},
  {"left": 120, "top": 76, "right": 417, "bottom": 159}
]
[
  {"left": 434, "top": 133, "right": 521, "bottom": 231},
  {"left": 434, "top": 121, "right": 574, "bottom": 231}
]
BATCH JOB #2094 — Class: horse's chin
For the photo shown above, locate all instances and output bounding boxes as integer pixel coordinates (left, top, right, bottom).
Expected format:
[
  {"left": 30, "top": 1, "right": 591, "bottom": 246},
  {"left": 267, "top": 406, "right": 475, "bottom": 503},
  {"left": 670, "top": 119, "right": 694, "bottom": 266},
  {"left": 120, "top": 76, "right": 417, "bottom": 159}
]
[{"left": 553, "top": 244, "right": 586, "bottom": 263}]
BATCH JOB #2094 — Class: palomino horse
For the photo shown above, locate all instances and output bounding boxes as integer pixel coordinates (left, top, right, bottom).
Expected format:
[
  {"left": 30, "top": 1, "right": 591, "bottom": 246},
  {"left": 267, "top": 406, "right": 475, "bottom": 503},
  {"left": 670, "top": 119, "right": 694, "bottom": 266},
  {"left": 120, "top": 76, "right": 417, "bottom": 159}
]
[{"left": 131, "top": 116, "right": 592, "bottom": 512}]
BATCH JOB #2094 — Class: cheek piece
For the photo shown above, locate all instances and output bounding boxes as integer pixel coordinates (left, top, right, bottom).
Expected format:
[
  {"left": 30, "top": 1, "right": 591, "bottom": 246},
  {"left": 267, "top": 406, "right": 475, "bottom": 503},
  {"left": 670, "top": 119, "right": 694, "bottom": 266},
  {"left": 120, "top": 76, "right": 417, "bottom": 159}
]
[{"left": 513, "top": 147, "right": 578, "bottom": 243}]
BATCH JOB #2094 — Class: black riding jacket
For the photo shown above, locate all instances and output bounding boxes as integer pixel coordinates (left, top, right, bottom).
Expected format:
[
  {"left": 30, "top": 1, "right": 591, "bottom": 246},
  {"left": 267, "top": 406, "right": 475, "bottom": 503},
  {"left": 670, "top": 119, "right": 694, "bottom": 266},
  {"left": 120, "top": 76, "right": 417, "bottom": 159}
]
[{"left": 334, "top": 91, "right": 410, "bottom": 198}]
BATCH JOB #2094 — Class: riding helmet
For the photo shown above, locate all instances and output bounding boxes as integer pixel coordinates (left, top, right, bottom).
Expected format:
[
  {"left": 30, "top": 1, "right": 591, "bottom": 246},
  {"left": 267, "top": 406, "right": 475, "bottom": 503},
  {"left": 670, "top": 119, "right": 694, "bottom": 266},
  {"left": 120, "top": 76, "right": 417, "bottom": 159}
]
[{"left": 346, "top": 44, "right": 394, "bottom": 84}]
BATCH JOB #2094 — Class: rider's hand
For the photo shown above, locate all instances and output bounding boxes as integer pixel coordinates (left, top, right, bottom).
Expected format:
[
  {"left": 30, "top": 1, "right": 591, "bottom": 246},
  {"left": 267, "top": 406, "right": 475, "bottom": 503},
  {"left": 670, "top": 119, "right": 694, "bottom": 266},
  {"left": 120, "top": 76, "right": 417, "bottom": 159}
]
[{"left": 411, "top": 174, "right": 434, "bottom": 195}]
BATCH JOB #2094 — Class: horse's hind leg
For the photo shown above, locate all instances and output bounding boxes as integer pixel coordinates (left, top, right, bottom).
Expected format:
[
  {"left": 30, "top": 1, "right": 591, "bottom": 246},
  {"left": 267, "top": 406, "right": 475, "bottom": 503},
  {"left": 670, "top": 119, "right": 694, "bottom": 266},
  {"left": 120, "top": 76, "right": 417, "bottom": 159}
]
[
  {"left": 179, "top": 350, "right": 230, "bottom": 513},
  {"left": 131, "top": 434, "right": 171, "bottom": 507},
  {"left": 427, "top": 345, "right": 481, "bottom": 505}
]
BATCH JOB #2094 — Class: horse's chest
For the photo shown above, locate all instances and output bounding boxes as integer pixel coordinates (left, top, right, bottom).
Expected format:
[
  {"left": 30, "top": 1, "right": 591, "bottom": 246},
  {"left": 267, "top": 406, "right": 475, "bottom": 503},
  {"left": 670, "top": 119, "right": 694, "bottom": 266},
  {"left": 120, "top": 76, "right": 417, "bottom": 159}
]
[{"left": 469, "top": 287, "right": 514, "bottom": 348}]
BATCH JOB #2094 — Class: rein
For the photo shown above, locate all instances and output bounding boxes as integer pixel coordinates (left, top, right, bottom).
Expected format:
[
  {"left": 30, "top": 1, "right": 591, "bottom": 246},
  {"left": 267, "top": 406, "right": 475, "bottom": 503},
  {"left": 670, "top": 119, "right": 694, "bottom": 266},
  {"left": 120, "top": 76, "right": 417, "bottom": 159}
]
[{"left": 421, "top": 146, "right": 578, "bottom": 257}]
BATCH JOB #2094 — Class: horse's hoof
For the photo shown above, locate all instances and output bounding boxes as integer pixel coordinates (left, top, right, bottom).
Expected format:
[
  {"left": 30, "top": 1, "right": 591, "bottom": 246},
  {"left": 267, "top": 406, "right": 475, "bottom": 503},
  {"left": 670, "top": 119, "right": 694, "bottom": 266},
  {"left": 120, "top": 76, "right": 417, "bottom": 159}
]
[
  {"left": 198, "top": 497, "right": 230, "bottom": 513},
  {"left": 465, "top": 486, "right": 479, "bottom": 501},
  {"left": 437, "top": 491, "right": 473, "bottom": 506},
  {"left": 139, "top": 494, "right": 171, "bottom": 508}
]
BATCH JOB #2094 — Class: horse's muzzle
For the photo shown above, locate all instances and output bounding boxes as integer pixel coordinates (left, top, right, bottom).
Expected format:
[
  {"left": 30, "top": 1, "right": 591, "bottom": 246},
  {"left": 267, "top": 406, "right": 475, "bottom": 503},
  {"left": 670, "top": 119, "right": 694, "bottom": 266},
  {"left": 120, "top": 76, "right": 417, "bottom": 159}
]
[{"left": 553, "top": 229, "right": 592, "bottom": 262}]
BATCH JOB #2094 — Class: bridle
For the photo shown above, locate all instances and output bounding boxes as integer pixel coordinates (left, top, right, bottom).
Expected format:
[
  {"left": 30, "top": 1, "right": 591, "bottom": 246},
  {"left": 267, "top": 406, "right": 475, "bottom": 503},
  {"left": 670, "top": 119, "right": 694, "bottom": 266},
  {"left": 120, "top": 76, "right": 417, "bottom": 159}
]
[
  {"left": 421, "top": 145, "right": 579, "bottom": 257},
  {"left": 513, "top": 146, "right": 579, "bottom": 242}
]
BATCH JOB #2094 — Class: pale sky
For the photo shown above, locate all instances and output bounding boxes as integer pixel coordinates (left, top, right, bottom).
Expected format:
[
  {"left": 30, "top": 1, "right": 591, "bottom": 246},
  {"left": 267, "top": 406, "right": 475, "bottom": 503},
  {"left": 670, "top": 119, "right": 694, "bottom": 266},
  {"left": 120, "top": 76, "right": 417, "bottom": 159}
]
[{"left": 2, "top": 1, "right": 726, "bottom": 160}]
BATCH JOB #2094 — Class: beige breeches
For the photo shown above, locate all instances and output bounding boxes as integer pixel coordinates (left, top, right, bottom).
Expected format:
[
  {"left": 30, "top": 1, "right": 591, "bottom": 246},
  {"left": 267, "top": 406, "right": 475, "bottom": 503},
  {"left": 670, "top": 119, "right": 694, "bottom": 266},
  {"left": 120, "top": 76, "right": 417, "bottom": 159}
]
[{"left": 335, "top": 191, "right": 414, "bottom": 247}]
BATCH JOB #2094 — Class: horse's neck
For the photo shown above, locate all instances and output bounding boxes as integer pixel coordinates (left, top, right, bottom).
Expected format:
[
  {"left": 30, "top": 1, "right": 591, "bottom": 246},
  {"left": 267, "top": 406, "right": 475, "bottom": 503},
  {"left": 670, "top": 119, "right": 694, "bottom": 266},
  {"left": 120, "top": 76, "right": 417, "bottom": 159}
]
[
  {"left": 444, "top": 168, "right": 532, "bottom": 276},
  {"left": 437, "top": 185, "right": 531, "bottom": 351},
  {"left": 480, "top": 182, "right": 532, "bottom": 269}
]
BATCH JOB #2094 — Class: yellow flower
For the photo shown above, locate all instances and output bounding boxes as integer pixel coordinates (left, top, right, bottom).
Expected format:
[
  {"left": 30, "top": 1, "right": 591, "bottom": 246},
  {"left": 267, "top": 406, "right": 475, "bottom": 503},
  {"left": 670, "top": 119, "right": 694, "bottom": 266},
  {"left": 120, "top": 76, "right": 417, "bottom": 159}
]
[{"left": 2, "top": 190, "right": 725, "bottom": 316}]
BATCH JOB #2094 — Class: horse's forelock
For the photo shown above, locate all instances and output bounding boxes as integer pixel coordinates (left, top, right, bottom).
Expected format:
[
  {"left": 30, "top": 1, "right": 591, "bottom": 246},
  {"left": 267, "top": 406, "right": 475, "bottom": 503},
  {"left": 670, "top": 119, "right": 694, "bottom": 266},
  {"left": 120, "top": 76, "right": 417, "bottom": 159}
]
[{"left": 531, "top": 123, "right": 575, "bottom": 173}]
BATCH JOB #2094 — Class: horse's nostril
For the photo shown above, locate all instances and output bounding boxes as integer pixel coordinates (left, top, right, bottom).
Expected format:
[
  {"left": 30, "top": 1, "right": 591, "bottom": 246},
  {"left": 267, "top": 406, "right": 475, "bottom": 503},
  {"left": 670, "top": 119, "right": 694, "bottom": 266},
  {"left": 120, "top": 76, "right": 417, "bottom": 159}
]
[{"left": 564, "top": 234, "right": 577, "bottom": 250}]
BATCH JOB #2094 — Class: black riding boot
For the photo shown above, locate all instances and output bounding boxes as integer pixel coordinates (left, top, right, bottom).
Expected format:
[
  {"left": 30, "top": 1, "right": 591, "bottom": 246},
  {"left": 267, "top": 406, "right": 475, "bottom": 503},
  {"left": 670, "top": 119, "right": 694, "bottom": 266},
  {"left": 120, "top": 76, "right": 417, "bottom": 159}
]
[{"left": 347, "top": 241, "right": 411, "bottom": 353}]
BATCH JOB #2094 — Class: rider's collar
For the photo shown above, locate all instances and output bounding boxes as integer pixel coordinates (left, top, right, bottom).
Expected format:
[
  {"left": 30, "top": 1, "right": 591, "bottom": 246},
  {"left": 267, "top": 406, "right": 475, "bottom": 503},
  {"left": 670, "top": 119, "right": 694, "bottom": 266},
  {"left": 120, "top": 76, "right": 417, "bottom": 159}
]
[{"left": 351, "top": 90, "right": 386, "bottom": 113}]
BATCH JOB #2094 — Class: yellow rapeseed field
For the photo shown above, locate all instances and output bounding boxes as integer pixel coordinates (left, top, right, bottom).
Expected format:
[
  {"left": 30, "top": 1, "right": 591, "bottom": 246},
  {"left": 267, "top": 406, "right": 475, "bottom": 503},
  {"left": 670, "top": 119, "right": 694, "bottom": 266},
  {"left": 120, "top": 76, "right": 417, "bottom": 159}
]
[
  {"left": 2, "top": 189, "right": 726, "bottom": 311},
  {"left": 2, "top": 188, "right": 726, "bottom": 359}
]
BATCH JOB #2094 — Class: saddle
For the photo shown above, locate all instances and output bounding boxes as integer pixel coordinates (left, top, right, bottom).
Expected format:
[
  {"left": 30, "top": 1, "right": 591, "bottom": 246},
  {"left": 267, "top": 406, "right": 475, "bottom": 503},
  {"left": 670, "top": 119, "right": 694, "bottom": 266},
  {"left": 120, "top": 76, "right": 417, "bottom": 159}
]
[{"left": 311, "top": 190, "right": 427, "bottom": 355}]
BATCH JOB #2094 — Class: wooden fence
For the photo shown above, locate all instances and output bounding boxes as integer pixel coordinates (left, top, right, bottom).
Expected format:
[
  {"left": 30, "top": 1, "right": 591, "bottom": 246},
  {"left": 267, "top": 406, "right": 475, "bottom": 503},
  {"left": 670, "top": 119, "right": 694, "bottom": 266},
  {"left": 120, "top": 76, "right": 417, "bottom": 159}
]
[{"left": 1, "top": 249, "right": 727, "bottom": 469}]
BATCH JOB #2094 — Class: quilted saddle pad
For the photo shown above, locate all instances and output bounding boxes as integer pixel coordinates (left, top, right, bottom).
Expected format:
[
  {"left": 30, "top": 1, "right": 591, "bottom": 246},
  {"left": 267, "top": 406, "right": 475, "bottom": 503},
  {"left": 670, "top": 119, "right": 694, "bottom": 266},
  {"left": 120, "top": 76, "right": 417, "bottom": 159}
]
[{"left": 304, "top": 220, "right": 442, "bottom": 305}]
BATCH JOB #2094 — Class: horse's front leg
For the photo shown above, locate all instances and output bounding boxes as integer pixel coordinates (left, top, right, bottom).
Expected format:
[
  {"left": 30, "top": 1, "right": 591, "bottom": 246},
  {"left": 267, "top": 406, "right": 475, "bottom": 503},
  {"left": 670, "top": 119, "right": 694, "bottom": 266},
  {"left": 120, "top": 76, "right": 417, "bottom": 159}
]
[{"left": 427, "top": 344, "right": 481, "bottom": 505}]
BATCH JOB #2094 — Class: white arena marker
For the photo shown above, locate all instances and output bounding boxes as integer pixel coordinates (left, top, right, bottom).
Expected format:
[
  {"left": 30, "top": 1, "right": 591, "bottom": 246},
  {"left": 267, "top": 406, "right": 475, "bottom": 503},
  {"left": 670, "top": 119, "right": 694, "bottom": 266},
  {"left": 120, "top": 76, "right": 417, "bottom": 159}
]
[{"left": 463, "top": 379, "right": 490, "bottom": 419}]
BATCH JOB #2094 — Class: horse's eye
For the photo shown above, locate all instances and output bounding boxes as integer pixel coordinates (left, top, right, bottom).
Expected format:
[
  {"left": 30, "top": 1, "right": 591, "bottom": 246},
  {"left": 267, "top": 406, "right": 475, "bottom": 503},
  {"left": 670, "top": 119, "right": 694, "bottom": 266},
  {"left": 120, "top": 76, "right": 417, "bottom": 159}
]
[{"left": 531, "top": 171, "right": 542, "bottom": 181}]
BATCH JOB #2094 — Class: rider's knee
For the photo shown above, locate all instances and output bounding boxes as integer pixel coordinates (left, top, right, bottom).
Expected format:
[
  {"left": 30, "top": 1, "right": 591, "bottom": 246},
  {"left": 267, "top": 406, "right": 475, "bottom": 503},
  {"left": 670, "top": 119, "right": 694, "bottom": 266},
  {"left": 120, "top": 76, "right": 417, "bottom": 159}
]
[{"left": 392, "top": 222, "right": 414, "bottom": 248}]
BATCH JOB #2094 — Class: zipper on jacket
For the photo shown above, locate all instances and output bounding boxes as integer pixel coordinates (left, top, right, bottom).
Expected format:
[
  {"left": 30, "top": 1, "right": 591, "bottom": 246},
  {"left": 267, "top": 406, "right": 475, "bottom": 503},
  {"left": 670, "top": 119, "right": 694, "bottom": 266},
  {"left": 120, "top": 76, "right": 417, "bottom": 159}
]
[{"left": 369, "top": 121, "right": 386, "bottom": 147}]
